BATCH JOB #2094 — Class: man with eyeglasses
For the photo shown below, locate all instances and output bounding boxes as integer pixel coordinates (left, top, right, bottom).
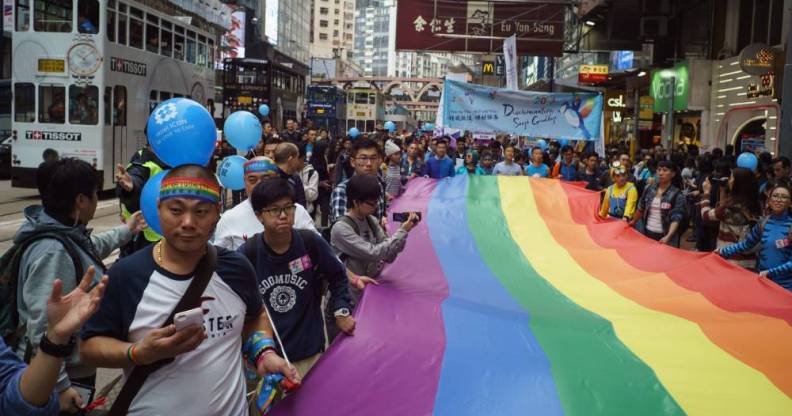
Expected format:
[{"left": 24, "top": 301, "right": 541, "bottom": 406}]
[
  {"left": 213, "top": 157, "right": 317, "bottom": 251},
  {"left": 329, "top": 138, "right": 387, "bottom": 224},
  {"left": 241, "top": 178, "right": 355, "bottom": 377}
]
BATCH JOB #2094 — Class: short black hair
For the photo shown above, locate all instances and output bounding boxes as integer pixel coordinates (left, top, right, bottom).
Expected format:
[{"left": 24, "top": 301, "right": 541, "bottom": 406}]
[
  {"left": 561, "top": 145, "right": 574, "bottom": 153},
  {"left": 346, "top": 174, "right": 382, "bottom": 208},
  {"left": 436, "top": 139, "right": 448, "bottom": 147},
  {"left": 39, "top": 158, "right": 101, "bottom": 218},
  {"left": 531, "top": 146, "right": 543, "bottom": 155},
  {"left": 584, "top": 151, "right": 598, "bottom": 160},
  {"left": 351, "top": 138, "right": 380, "bottom": 157},
  {"left": 250, "top": 178, "right": 294, "bottom": 212},
  {"left": 773, "top": 156, "right": 791, "bottom": 169}
]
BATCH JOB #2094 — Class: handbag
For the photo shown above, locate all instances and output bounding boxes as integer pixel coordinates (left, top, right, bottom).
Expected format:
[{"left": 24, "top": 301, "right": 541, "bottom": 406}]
[{"left": 87, "top": 244, "right": 217, "bottom": 415}]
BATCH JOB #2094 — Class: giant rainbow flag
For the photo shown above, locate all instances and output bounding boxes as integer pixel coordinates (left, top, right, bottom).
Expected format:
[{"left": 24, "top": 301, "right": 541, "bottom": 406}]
[{"left": 273, "top": 176, "right": 792, "bottom": 415}]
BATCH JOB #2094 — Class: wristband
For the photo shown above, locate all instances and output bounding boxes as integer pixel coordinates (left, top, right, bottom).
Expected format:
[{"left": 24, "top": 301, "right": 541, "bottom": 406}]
[
  {"left": 256, "top": 348, "right": 278, "bottom": 369},
  {"left": 126, "top": 344, "right": 140, "bottom": 365},
  {"left": 39, "top": 333, "right": 75, "bottom": 358},
  {"left": 243, "top": 331, "right": 276, "bottom": 368}
]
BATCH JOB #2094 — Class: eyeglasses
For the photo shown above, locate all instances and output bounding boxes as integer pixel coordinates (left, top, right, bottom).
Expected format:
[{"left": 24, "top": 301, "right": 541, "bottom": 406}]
[
  {"left": 770, "top": 194, "right": 791, "bottom": 201},
  {"left": 261, "top": 204, "right": 297, "bottom": 217},
  {"left": 355, "top": 155, "right": 380, "bottom": 164}
]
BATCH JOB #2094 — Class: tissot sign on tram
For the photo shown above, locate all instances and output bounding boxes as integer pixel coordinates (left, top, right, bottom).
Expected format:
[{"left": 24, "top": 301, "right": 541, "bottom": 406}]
[{"left": 395, "top": 0, "right": 565, "bottom": 56}]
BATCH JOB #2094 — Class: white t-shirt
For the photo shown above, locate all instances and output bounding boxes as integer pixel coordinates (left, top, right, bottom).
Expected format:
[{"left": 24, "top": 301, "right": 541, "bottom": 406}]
[
  {"left": 647, "top": 196, "right": 664, "bottom": 233},
  {"left": 82, "top": 246, "right": 262, "bottom": 416},
  {"left": 213, "top": 199, "right": 318, "bottom": 250}
]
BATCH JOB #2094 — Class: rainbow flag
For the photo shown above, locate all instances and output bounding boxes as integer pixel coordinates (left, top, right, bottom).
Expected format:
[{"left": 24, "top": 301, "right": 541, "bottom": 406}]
[{"left": 272, "top": 176, "right": 792, "bottom": 415}]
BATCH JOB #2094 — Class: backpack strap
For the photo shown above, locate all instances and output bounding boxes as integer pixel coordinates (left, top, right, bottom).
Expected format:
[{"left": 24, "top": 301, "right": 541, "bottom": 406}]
[{"left": 243, "top": 233, "right": 261, "bottom": 269}]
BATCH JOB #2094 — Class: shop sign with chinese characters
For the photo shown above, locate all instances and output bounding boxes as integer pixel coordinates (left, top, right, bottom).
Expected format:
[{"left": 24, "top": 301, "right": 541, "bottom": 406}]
[
  {"left": 396, "top": 0, "right": 564, "bottom": 56},
  {"left": 579, "top": 64, "right": 608, "bottom": 84},
  {"left": 746, "top": 72, "right": 775, "bottom": 99}
]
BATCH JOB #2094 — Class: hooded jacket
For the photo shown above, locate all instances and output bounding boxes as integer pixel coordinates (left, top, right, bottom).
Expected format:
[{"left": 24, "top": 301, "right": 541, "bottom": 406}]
[{"left": 13, "top": 205, "right": 133, "bottom": 392}]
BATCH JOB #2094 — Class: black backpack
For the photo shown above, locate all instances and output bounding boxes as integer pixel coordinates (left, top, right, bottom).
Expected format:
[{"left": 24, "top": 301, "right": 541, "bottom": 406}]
[{"left": 0, "top": 232, "right": 83, "bottom": 348}]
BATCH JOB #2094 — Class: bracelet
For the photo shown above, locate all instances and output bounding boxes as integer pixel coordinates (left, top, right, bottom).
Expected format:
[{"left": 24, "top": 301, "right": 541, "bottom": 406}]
[
  {"left": 243, "top": 332, "right": 276, "bottom": 368},
  {"left": 126, "top": 344, "right": 138, "bottom": 365},
  {"left": 255, "top": 348, "right": 278, "bottom": 369}
]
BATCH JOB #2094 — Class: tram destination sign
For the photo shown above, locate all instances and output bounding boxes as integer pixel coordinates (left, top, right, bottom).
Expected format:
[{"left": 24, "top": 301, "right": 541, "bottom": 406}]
[
  {"left": 26, "top": 130, "right": 82, "bottom": 141},
  {"left": 38, "top": 59, "right": 65, "bottom": 73},
  {"left": 110, "top": 57, "right": 147, "bottom": 77}
]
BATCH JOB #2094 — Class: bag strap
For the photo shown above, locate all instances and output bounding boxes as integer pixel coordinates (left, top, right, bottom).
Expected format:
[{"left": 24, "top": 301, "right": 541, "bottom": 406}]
[
  {"left": 109, "top": 244, "right": 217, "bottom": 416},
  {"left": 244, "top": 234, "right": 261, "bottom": 269}
]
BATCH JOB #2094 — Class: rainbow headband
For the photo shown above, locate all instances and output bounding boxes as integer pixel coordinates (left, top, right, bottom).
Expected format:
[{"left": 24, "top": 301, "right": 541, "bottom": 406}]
[
  {"left": 159, "top": 177, "right": 221, "bottom": 203},
  {"left": 244, "top": 159, "right": 278, "bottom": 175}
]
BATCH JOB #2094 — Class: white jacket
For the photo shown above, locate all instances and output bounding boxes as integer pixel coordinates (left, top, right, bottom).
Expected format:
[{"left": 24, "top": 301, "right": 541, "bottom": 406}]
[
  {"left": 213, "top": 199, "right": 318, "bottom": 250},
  {"left": 299, "top": 164, "right": 319, "bottom": 214}
]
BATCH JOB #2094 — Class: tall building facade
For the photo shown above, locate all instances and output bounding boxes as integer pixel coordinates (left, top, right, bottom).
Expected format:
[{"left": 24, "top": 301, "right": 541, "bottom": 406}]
[
  {"left": 353, "top": 0, "right": 396, "bottom": 76},
  {"left": 275, "top": 0, "right": 312, "bottom": 65},
  {"left": 395, "top": 52, "right": 477, "bottom": 78},
  {"left": 310, "top": 0, "right": 355, "bottom": 60}
]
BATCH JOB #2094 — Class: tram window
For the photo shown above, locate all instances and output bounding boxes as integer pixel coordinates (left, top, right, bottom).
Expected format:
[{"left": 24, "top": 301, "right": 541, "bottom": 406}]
[
  {"left": 38, "top": 85, "right": 65, "bottom": 124},
  {"left": 15, "top": 0, "right": 30, "bottom": 31},
  {"left": 106, "top": 9, "right": 115, "bottom": 42},
  {"left": 129, "top": 6, "right": 142, "bottom": 18},
  {"left": 355, "top": 93, "right": 367, "bottom": 104},
  {"left": 186, "top": 36, "right": 196, "bottom": 64},
  {"left": 161, "top": 20, "right": 171, "bottom": 30},
  {"left": 347, "top": 93, "right": 353, "bottom": 104},
  {"left": 368, "top": 94, "right": 375, "bottom": 104},
  {"left": 160, "top": 91, "right": 171, "bottom": 101},
  {"left": 77, "top": 0, "right": 99, "bottom": 34},
  {"left": 117, "top": 13, "right": 127, "bottom": 45},
  {"left": 129, "top": 18, "right": 143, "bottom": 49},
  {"left": 104, "top": 87, "right": 111, "bottom": 125},
  {"left": 107, "top": 0, "right": 114, "bottom": 8},
  {"left": 174, "top": 25, "right": 183, "bottom": 34},
  {"left": 69, "top": 85, "right": 98, "bottom": 125},
  {"left": 197, "top": 42, "right": 206, "bottom": 67},
  {"left": 14, "top": 83, "right": 35, "bottom": 122},
  {"left": 149, "top": 90, "right": 158, "bottom": 113},
  {"left": 174, "top": 34, "right": 185, "bottom": 60},
  {"left": 34, "top": 0, "right": 72, "bottom": 32},
  {"left": 117, "top": 2, "right": 125, "bottom": 12},
  {"left": 161, "top": 29, "right": 172, "bottom": 57},
  {"left": 113, "top": 86, "right": 126, "bottom": 126},
  {"left": 146, "top": 23, "right": 159, "bottom": 53}
]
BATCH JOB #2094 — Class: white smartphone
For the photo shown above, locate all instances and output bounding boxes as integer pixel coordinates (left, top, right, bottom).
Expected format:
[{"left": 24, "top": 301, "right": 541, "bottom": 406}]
[{"left": 174, "top": 307, "right": 204, "bottom": 331}]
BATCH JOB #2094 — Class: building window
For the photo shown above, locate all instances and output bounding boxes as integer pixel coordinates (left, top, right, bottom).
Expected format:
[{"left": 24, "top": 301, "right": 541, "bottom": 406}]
[
  {"left": 334, "top": 19, "right": 339, "bottom": 25},
  {"left": 320, "top": 7, "right": 328, "bottom": 14},
  {"left": 77, "top": 0, "right": 99, "bottom": 33},
  {"left": 38, "top": 85, "right": 65, "bottom": 124},
  {"left": 320, "top": 20, "right": 328, "bottom": 27},
  {"left": 333, "top": 30, "right": 338, "bottom": 37},
  {"left": 34, "top": 0, "right": 72, "bottom": 32},
  {"left": 16, "top": 0, "right": 30, "bottom": 31},
  {"left": 69, "top": 85, "right": 98, "bottom": 125},
  {"left": 14, "top": 83, "right": 35, "bottom": 122},
  {"left": 319, "top": 33, "right": 328, "bottom": 40}
]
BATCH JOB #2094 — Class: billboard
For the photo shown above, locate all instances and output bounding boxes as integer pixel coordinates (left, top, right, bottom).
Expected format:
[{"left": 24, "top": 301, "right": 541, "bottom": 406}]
[
  {"left": 221, "top": 10, "right": 246, "bottom": 59},
  {"left": 396, "top": 0, "right": 565, "bottom": 56},
  {"left": 265, "top": 0, "right": 279, "bottom": 45}
]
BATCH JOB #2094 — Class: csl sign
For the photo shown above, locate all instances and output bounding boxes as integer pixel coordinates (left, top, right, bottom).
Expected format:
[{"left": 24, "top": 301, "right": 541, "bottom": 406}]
[{"left": 650, "top": 61, "right": 689, "bottom": 113}]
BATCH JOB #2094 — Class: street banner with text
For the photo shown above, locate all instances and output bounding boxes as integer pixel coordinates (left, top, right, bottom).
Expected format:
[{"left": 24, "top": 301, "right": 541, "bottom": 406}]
[
  {"left": 504, "top": 35, "right": 518, "bottom": 90},
  {"left": 442, "top": 80, "right": 603, "bottom": 140}
]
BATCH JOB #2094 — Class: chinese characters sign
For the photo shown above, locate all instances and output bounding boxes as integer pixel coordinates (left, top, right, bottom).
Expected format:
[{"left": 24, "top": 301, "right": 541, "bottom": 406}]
[
  {"left": 396, "top": 0, "right": 565, "bottom": 56},
  {"left": 578, "top": 64, "right": 608, "bottom": 84}
]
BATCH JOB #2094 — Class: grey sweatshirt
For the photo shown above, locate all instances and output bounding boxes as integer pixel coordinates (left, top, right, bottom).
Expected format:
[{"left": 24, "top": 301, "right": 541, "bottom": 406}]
[
  {"left": 13, "top": 205, "right": 133, "bottom": 392},
  {"left": 330, "top": 214, "right": 408, "bottom": 278}
]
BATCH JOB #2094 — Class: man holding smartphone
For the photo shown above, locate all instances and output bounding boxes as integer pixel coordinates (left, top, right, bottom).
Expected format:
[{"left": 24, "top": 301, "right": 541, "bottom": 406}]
[{"left": 80, "top": 165, "right": 298, "bottom": 415}]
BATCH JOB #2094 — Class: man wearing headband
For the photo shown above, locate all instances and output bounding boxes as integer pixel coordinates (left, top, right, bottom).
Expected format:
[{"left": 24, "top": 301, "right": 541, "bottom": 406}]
[
  {"left": 214, "top": 157, "right": 318, "bottom": 251},
  {"left": 599, "top": 161, "right": 638, "bottom": 221},
  {"left": 81, "top": 165, "right": 299, "bottom": 415}
]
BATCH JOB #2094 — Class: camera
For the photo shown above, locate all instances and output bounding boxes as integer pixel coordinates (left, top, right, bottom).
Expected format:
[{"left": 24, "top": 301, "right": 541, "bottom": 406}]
[
  {"left": 711, "top": 177, "right": 729, "bottom": 184},
  {"left": 393, "top": 212, "right": 422, "bottom": 223}
]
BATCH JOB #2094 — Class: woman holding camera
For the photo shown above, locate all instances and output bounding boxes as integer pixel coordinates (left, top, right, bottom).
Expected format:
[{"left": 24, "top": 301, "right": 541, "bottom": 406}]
[{"left": 701, "top": 167, "right": 761, "bottom": 269}]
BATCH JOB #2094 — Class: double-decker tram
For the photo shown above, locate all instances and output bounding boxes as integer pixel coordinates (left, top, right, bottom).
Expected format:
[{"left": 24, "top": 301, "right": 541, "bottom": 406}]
[
  {"left": 345, "top": 86, "right": 384, "bottom": 133},
  {"left": 306, "top": 84, "right": 345, "bottom": 137},
  {"left": 10, "top": 0, "right": 216, "bottom": 189}
]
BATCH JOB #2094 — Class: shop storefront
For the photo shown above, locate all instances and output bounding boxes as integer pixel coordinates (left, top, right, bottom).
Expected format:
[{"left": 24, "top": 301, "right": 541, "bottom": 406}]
[{"left": 709, "top": 44, "right": 780, "bottom": 155}]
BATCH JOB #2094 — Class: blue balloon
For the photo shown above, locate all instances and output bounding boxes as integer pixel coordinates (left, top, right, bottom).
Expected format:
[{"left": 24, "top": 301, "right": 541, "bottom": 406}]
[
  {"left": 384, "top": 121, "right": 396, "bottom": 132},
  {"left": 140, "top": 170, "right": 169, "bottom": 236},
  {"left": 217, "top": 155, "right": 247, "bottom": 191},
  {"left": 224, "top": 111, "right": 262, "bottom": 152},
  {"left": 536, "top": 139, "right": 548, "bottom": 150},
  {"left": 423, "top": 123, "right": 435, "bottom": 131},
  {"left": 348, "top": 127, "right": 360, "bottom": 138},
  {"left": 737, "top": 152, "right": 759, "bottom": 171},
  {"left": 258, "top": 104, "right": 270, "bottom": 117},
  {"left": 559, "top": 139, "right": 570, "bottom": 147},
  {"left": 147, "top": 98, "right": 216, "bottom": 167}
]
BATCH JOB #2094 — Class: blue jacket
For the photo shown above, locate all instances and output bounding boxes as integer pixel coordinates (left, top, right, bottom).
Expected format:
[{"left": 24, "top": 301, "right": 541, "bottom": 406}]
[
  {"left": 720, "top": 212, "right": 792, "bottom": 290},
  {"left": 0, "top": 337, "right": 59, "bottom": 415},
  {"left": 636, "top": 183, "right": 686, "bottom": 235},
  {"left": 425, "top": 156, "right": 455, "bottom": 179}
]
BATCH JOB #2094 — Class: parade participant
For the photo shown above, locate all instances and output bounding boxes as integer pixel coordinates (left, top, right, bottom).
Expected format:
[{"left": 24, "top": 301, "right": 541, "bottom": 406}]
[
  {"left": 274, "top": 142, "right": 308, "bottom": 208},
  {"left": 425, "top": 139, "right": 455, "bottom": 179},
  {"left": 214, "top": 157, "right": 317, "bottom": 251},
  {"left": 298, "top": 143, "right": 319, "bottom": 216},
  {"left": 309, "top": 129, "right": 332, "bottom": 227},
  {"left": 1, "top": 269, "right": 107, "bottom": 416},
  {"left": 13, "top": 158, "right": 146, "bottom": 413},
  {"left": 477, "top": 152, "right": 494, "bottom": 175},
  {"left": 525, "top": 147, "right": 549, "bottom": 178},
  {"left": 718, "top": 183, "right": 792, "bottom": 291},
  {"left": 492, "top": 145, "right": 523, "bottom": 176},
  {"left": 577, "top": 152, "right": 603, "bottom": 191},
  {"left": 551, "top": 145, "right": 578, "bottom": 180},
  {"left": 401, "top": 141, "right": 426, "bottom": 179},
  {"left": 601, "top": 152, "right": 636, "bottom": 188},
  {"left": 280, "top": 119, "right": 302, "bottom": 144},
  {"left": 702, "top": 168, "right": 761, "bottom": 269},
  {"left": 333, "top": 137, "right": 355, "bottom": 185},
  {"left": 599, "top": 162, "right": 638, "bottom": 221},
  {"left": 241, "top": 178, "right": 354, "bottom": 376},
  {"left": 456, "top": 152, "right": 479, "bottom": 175},
  {"left": 80, "top": 165, "right": 298, "bottom": 415},
  {"left": 772, "top": 156, "right": 791, "bottom": 184},
  {"left": 330, "top": 138, "right": 386, "bottom": 223},
  {"left": 384, "top": 140, "right": 404, "bottom": 199},
  {"left": 263, "top": 137, "right": 282, "bottom": 160},
  {"left": 115, "top": 142, "right": 170, "bottom": 255},
  {"left": 632, "top": 160, "right": 687, "bottom": 246}
]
